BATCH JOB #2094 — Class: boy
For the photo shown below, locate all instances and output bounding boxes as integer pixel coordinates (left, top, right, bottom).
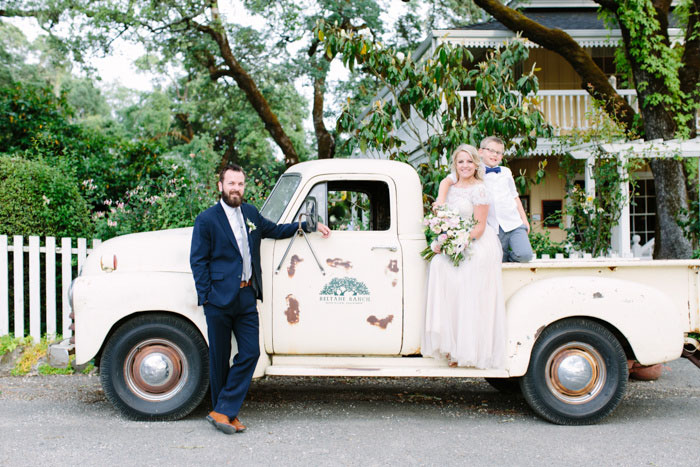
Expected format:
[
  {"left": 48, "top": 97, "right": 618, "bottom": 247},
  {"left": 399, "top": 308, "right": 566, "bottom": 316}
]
[{"left": 437, "top": 136, "right": 533, "bottom": 262}]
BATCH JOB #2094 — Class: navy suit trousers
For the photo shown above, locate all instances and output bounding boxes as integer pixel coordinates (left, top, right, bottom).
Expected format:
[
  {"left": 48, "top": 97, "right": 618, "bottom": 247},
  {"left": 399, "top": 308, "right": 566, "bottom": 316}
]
[{"left": 203, "top": 286, "right": 260, "bottom": 418}]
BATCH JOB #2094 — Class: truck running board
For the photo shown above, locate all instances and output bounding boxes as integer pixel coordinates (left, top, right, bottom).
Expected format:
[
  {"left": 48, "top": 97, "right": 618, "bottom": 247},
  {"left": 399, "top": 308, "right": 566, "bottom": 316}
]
[{"left": 266, "top": 356, "right": 510, "bottom": 378}]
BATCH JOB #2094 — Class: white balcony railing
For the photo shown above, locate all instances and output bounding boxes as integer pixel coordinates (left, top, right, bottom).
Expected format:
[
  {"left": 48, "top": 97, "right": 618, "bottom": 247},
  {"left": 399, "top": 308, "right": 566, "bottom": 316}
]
[
  {"left": 460, "top": 89, "right": 700, "bottom": 136},
  {"left": 457, "top": 89, "right": 649, "bottom": 135}
]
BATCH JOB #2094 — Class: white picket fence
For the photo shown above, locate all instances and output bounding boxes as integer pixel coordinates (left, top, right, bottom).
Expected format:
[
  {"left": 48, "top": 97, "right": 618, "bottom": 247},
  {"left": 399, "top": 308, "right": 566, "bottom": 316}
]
[{"left": 0, "top": 235, "right": 100, "bottom": 341}]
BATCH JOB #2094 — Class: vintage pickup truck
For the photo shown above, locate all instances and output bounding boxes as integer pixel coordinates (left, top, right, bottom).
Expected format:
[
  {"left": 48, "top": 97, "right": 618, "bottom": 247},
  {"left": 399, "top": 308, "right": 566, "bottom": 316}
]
[{"left": 67, "top": 159, "right": 700, "bottom": 425}]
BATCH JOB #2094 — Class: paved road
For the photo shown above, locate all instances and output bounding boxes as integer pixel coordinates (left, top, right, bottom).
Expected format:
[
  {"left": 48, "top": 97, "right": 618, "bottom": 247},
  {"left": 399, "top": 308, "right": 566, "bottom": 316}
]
[{"left": 1, "top": 358, "right": 699, "bottom": 467}]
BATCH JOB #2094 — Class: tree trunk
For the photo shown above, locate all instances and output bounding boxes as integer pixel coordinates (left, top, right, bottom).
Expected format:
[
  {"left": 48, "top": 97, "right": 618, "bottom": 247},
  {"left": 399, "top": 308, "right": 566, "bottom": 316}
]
[
  {"left": 313, "top": 76, "right": 335, "bottom": 159},
  {"left": 650, "top": 159, "right": 692, "bottom": 258},
  {"left": 192, "top": 17, "right": 300, "bottom": 167},
  {"left": 614, "top": 5, "right": 693, "bottom": 258}
]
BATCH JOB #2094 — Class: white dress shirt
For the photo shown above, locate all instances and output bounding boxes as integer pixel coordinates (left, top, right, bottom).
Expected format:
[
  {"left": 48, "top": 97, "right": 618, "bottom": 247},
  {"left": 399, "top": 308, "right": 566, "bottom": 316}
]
[
  {"left": 449, "top": 166, "right": 522, "bottom": 232},
  {"left": 220, "top": 199, "right": 252, "bottom": 281}
]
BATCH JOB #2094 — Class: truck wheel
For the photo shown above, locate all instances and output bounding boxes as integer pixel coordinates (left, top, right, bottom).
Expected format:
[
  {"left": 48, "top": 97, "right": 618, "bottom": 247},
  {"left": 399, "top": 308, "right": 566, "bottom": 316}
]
[
  {"left": 520, "top": 318, "right": 628, "bottom": 425},
  {"left": 100, "top": 313, "right": 209, "bottom": 421},
  {"left": 485, "top": 377, "right": 521, "bottom": 394}
]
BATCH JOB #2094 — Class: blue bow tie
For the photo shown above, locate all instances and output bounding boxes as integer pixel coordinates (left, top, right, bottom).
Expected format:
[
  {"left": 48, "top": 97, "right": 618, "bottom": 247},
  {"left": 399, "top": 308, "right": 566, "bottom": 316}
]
[{"left": 485, "top": 166, "right": 501, "bottom": 174}]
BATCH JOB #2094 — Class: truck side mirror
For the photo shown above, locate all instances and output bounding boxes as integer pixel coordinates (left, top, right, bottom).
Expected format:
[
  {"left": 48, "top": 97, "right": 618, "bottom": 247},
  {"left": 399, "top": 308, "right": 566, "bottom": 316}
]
[{"left": 302, "top": 196, "right": 318, "bottom": 232}]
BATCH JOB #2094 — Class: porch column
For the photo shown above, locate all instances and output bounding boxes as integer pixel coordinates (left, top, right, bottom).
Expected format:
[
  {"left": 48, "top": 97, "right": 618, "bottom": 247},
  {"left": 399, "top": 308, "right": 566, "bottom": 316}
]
[
  {"left": 584, "top": 155, "right": 595, "bottom": 199},
  {"left": 610, "top": 154, "right": 631, "bottom": 257}
]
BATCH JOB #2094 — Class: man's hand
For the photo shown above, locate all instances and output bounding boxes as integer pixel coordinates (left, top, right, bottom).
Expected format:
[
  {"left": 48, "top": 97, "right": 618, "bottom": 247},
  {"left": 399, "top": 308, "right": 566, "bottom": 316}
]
[{"left": 317, "top": 222, "right": 331, "bottom": 238}]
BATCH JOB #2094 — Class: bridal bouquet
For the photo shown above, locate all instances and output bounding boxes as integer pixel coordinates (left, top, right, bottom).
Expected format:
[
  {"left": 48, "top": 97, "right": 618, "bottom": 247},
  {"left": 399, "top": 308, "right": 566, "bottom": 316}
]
[{"left": 421, "top": 206, "right": 477, "bottom": 266}]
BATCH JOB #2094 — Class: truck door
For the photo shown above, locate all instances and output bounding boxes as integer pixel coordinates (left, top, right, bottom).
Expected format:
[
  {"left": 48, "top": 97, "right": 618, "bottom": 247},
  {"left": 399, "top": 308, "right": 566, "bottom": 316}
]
[{"left": 271, "top": 175, "right": 403, "bottom": 355}]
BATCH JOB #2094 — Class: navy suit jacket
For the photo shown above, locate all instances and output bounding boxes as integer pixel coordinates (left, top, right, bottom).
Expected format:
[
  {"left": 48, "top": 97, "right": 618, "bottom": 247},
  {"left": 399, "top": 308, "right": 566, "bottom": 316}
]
[{"left": 189, "top": 202, "right": 302, "bottom": 308}]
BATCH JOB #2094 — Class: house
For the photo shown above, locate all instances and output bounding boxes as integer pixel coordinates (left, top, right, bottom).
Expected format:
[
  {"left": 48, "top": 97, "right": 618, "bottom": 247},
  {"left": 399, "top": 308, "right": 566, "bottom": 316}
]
[{"left": 357, "top": 0, "right": 699, "bottom": 257}]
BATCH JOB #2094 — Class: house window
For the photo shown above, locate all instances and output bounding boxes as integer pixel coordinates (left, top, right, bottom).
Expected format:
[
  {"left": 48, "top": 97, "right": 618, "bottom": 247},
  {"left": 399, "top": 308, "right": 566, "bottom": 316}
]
[
  {"left": 542, "top": 200, "right": 562, "bottom": 228},
  {"left": 591, "top": 47, "right": 626, "bottom": 87},
  {"left": 630, "top": 178, "right": 656, "bottom": 245}
]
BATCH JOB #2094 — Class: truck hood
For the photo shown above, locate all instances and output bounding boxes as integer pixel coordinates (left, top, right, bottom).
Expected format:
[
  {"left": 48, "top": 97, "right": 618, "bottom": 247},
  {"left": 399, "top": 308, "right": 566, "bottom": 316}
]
[{"left": 82, "top": 227, "right": 194, "bottom": 276}]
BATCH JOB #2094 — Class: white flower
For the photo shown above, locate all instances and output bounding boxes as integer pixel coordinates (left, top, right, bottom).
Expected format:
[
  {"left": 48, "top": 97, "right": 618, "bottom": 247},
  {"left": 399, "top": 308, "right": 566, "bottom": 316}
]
[{"left": 246, "top": 219, "right": 256, "bottom": 232}]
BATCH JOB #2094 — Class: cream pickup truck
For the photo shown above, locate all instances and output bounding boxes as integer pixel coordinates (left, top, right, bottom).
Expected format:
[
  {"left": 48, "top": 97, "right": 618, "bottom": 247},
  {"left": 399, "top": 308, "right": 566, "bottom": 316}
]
[{"left": 68, "top": 159, "right": 700, "bottom": 425}]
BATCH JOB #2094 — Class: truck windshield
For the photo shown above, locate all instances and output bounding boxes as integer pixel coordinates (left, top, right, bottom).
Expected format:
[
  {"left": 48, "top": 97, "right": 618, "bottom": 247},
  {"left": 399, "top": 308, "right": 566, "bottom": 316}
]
[{"left": 260, "top": 174, "right": 301, "bottom": 223}]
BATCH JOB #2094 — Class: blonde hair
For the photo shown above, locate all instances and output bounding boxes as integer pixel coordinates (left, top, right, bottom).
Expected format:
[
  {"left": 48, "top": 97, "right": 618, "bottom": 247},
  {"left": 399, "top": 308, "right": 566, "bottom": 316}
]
[
  {"left": 450, "top": 144, "right": 484, "bottom": 181},
  {"left": 480, "top": 136, "right": 505, "bottom": 149}
]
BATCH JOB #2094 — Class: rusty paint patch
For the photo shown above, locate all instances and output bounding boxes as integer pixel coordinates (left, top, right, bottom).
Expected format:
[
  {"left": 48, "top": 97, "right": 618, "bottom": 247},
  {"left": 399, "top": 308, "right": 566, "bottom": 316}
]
[
  {"left": 284, "top": 294, "right": 300, "bottom": 324},
  {"left": 367, "top": 314, "right": 394, "bottom": 329},
  {"left": 386, "top": 259, "right": 399, "bottom": 273},
  {"left": 326, "top": 258, "right": 352, "bottom": 270},
  {"left": 287, "top": 255, "right": 304, "bottom": 277},
  {"left": 593, "top": 292, "right": 603, "bottom": 299},
  {"left": 530, "top": 268, "right": 537, "bottom": 273},
  {"left": 391, "top": 279, "right": 397, "bottom": 287},
  {"left": 608, "top": 266, "right": 617, "bottom": 271},
  {"left": 534, "top": 325, "right": 545, "bottom": 340}
]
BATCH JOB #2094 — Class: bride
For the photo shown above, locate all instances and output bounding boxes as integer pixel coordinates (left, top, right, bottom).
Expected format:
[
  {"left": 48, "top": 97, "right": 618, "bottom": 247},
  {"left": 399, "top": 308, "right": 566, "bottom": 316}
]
[{"left": 422, "top": 144, "right": 506, "bottom": 369}]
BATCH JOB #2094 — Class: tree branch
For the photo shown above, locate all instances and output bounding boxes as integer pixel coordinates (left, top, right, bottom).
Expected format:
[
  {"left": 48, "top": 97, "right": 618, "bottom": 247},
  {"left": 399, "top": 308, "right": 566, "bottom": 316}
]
[
  {"left": 472, "top": 0, "right": 639, "bottom": 134},
  {"left": 188, "top": 11, "right": 300, "bottom": 166},
  {"left": 312, "top": 76, "right": 335, "bottom": 159}
]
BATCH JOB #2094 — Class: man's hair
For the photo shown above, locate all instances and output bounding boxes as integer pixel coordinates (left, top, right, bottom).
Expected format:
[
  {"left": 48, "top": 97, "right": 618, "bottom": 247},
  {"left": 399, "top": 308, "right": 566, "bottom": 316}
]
[
  {"left": 480, "top": 136, "right": 505, "bottom": 149},
  {"left": 219, "top": 163, "right": 245, "bottom": 183}
]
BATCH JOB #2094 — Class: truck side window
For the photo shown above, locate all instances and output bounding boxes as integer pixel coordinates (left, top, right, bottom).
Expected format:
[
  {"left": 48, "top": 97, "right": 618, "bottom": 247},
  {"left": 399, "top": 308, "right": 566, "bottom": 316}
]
[
  {"left": 297, "top": 180, "right": 391, "bottom": 231},
  {"left": 326, "top": 181, "right": 390, "bottom": 231}
]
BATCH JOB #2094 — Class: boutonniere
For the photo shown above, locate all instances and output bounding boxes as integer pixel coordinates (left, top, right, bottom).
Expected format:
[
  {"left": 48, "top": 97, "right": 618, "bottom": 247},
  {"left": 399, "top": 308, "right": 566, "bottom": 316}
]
[{"left": 246, "top": 219, "right": 256, "bottom": 232}]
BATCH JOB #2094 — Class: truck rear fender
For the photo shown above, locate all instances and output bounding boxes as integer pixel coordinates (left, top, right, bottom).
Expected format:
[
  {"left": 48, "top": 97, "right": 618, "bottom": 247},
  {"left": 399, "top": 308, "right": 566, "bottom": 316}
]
[{"left": 505, "top": 276, "right": 685, "bottom": 376}]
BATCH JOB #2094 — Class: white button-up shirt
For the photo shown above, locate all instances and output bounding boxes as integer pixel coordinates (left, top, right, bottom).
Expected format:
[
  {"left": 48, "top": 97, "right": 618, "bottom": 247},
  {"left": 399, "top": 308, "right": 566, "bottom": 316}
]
[
  {"left": 220, "top": 199, "right": 252, "bottom": 281},
  {"left": 449, "top": 166, "right": 523, "bottom": 232},
  {"left": 484, "top": 166, "right": 522, "bottom": 232}
]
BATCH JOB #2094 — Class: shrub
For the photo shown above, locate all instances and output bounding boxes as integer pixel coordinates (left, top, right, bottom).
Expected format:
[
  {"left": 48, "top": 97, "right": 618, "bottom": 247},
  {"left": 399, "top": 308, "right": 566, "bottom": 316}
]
[
  {"left": 0, "top": 157, "right": 94, "bottom": 238},
  {"left": 94, "top": 163, "right": 217, "bottom": 239},
  {"left": 529, "top": 230, "right": 567, "bottom": 257}
]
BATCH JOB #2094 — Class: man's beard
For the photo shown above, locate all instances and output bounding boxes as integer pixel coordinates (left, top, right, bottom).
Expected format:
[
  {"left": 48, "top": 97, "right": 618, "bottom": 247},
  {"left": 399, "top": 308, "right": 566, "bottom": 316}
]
[{"left": 221, "top": 189, "right": 243, "bottom": 208}]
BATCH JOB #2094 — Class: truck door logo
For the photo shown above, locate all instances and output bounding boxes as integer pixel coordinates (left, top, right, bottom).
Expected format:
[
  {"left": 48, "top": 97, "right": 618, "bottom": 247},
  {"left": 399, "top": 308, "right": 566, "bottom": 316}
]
[{"left": 319, "top": 277, "right": 371, "bottom": 304}]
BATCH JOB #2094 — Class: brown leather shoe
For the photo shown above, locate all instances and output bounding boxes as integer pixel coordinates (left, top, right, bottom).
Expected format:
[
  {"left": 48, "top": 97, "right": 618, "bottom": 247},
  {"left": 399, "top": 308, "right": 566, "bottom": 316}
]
[
  {"left": 230, "top": 417, "right": 246, "bottom": 432},
  {"left": 206, "top": 411, "right": 246, "bottom": 434}
]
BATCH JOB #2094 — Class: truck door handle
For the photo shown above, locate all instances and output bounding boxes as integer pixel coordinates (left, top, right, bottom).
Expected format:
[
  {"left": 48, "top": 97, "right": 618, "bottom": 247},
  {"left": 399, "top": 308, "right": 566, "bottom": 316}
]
[{"left": 371, "top": 246, "right": 398, "bottom": 252}]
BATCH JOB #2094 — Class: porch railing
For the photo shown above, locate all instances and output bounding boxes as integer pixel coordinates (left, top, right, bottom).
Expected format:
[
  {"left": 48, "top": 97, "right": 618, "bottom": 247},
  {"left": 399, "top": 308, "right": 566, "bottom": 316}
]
[{"left": 457, "top": 89, "right": 650, "bottom": 135}]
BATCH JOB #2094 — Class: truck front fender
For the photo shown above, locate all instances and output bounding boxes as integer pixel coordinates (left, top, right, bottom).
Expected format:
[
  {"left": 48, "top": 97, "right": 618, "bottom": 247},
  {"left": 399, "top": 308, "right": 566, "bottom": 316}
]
[
  {"left": 73, "top": 272, "right": 271, "bottom": 377},
  {"left": 506, "top": 276, "right": 684, "bottom": 376}
]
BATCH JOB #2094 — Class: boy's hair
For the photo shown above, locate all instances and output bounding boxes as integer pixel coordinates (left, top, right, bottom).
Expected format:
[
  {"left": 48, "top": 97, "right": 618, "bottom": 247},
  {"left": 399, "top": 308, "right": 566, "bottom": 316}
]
[
  {"left": 450, "top": 144, "right": 485, "bottom": 182},
  {"left": 219, "top": 163, "right": 245, "bottom": 183},
  {"left": 480, "top": 136, "right": 505, "bottom": 149}
]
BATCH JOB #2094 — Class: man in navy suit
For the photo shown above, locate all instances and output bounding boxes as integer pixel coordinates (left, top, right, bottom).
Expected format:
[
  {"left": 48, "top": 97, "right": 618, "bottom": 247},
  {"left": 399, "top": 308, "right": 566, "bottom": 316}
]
[{"left": 190, "top": 163, "right": 329, "bottom": 434}]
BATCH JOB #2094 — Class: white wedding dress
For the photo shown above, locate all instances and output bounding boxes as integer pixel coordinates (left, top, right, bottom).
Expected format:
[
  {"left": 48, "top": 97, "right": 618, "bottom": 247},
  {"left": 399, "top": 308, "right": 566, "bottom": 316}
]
[{"left": 422, "top": 183, "right": 506, "bottom": 369}]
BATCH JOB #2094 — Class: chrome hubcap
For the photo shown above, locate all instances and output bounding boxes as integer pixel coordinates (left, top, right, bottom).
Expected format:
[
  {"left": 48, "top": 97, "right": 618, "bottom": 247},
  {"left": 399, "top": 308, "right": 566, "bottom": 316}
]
[
  {"left": 545, "top": 342, "right": 606, "bottom": 404},
  {"left": 124, "top": 338, "right": 188, "bottom": 401}
]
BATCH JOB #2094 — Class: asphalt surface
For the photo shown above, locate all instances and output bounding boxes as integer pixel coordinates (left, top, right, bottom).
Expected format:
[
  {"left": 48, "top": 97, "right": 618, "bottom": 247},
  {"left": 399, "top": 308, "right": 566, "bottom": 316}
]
[{"left": 1, "top": 358, "right": 699, "bottom": 466}]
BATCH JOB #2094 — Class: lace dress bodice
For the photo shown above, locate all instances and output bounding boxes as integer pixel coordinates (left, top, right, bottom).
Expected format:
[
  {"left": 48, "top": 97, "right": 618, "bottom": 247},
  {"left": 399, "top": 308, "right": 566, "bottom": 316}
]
[{"left": 445, "top": 183, "right": 490, "bottom": 220}]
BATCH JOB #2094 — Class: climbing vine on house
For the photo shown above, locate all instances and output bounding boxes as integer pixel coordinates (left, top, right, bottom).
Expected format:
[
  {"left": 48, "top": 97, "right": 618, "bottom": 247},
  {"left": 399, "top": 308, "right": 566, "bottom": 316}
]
[
  {"left": 559, "top": 153, "right": 643, "bottom": 257},
  {"left": 318, "top": 21, "right": 551, "bottom": 208}
]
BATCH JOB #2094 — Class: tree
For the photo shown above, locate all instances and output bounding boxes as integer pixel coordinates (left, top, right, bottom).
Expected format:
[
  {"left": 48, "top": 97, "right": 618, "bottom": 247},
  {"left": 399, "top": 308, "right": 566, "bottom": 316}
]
[
  {"left": 320, "top": 22, "right": 551, "bottom": 205},
  {"left": 466, "top": 0, "right": 700, "bottom": 258},
  {"left": 0, "top": 0, "right": 404, "bottom": 166}
]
